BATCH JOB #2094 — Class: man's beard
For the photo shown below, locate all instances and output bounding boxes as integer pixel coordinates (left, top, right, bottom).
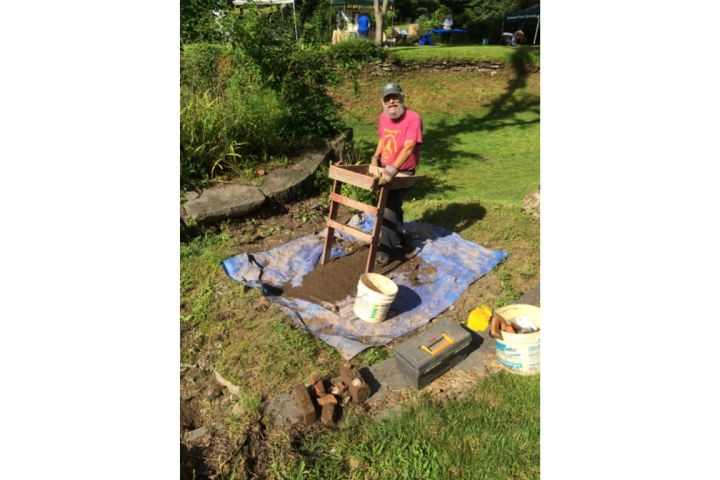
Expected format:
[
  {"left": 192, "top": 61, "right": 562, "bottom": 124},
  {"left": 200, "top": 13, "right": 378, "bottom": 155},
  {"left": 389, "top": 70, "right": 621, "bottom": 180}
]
[{"left": 384, "top": 103, "right": 405, "bottom": 120}]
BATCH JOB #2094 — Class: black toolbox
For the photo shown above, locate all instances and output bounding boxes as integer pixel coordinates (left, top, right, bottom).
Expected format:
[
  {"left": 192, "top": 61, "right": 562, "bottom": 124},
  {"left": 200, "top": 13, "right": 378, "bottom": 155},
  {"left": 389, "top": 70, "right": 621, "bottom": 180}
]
[{"left": 394, "top": 318, "right": 473, "bottom": 389}]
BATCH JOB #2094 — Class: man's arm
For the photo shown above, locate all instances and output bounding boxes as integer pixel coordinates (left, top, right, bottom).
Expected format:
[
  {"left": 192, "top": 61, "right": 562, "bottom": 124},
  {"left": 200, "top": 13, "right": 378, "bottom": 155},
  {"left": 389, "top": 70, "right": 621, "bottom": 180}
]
[
  {"left": 388, "top": 139, "right": 417, "bottom": 171},
  {"left": 379, "top": 139, "right": 417, "bottom": 185},
  {"left": 371, "top": 138, "right": 384, "bottom": 166}
]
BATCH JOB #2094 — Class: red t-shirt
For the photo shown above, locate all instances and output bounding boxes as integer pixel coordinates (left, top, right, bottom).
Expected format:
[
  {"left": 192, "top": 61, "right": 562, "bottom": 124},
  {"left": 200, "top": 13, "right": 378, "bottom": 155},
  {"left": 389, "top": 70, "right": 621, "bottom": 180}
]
[{"left": 377, "top": 108, "right": 423, "bottom": 171}]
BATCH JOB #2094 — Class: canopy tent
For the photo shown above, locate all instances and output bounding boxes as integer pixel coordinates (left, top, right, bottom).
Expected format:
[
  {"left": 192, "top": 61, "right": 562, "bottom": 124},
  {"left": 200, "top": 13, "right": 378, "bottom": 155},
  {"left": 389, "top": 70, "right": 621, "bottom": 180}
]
[
  {"left": 503, "top": 4, "right": 540, "bottom": 45},
  {"left": 232, "top": 0, "right": 298, "bottom": 41},
  {"left": 505, "top": 4, "right": 539, "bottom": 22},
  {"left": 330, "top": 0, "right": 396, "bottom": 44}
]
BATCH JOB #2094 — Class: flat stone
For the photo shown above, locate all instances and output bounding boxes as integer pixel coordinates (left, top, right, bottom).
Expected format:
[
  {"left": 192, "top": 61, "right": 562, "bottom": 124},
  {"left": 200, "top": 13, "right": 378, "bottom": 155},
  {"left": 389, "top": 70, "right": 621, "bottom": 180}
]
[
  {"left": 183, "top": 191, "right": 200, "bottom": 201},
  {"left": 364, "top": 357, "right": 413, "bottom": 406},
  {"left": 517, "top": 284, "right": 540, "bottom": 307},
  {"left": 260, "top": 168, "right": 312, "bottom": 200},
  {"left": 262, "top": 391, "right": 303, "bottom": 429},
  {"left": 294, "top": 149, "right": 328, "bottom": 173},
  {"left": 455, "top": 333, "right": 499, "bottom": 374},
  {"left": 183, "top": 425, "right": 208, "bottom": 444},
  {"left": 182, "top": 184, "right": 266, "bottom": 224}
]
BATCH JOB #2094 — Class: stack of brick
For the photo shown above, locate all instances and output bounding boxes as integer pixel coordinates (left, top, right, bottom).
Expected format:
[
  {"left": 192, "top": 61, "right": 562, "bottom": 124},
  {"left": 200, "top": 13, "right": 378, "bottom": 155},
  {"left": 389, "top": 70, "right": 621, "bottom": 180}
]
[{"left": 291, "top": 363, "right": 370, "bottom": 427}]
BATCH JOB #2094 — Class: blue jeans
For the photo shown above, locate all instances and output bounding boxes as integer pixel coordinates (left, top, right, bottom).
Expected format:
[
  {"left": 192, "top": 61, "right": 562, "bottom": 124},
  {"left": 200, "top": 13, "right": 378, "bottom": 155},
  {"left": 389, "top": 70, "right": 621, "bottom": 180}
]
[{"left": 358, "top": 30, "right": 368, "bottom": 38}]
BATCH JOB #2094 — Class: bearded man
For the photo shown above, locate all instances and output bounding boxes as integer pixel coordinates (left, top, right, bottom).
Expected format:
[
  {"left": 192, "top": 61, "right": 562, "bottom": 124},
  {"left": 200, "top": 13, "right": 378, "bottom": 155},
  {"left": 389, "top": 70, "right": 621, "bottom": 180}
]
[{"left": 370, "top": 82, "right": 424, "bottom": 266}]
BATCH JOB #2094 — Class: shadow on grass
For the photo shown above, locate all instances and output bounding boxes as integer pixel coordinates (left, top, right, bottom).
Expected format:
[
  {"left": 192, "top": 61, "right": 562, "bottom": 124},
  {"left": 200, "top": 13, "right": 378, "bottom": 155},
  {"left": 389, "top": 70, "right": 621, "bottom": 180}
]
[
  {"left": 348, "top": 47, "right": 538, "bottom": 201},
  {"left": 418, "top": 202, "right": 486, "bottom": 233},
  {"left": 417, "top": 47, "right": 539, "bottom": 198}
]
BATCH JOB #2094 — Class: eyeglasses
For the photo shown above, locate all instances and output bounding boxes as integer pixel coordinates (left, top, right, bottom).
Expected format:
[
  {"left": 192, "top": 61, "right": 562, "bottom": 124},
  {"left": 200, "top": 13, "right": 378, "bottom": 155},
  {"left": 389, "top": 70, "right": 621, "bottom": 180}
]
[{"left": 383, "top": 94, "right": 402, "bottom": 103}]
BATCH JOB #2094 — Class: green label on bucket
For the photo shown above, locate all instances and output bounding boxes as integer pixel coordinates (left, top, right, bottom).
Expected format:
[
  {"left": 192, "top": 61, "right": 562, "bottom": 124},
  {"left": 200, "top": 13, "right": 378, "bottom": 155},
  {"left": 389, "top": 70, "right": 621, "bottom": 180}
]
[{"left": 370, "top": 304, "right": 379, "bottom": 319}]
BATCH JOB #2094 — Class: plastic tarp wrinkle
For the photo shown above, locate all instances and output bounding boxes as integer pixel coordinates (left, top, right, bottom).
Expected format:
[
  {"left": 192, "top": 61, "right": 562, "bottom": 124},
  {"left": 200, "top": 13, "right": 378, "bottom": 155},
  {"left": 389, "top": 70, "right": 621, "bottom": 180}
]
[{"left": 222, "top": 214, "right": 508, "bottom": 359}]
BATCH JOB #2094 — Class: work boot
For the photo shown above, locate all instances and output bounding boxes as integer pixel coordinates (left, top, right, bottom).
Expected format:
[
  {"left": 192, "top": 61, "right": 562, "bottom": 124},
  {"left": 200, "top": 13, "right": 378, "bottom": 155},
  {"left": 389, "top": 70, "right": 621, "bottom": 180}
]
[{"left": 375, "top": 251, "right": 390, "bottom": 267}]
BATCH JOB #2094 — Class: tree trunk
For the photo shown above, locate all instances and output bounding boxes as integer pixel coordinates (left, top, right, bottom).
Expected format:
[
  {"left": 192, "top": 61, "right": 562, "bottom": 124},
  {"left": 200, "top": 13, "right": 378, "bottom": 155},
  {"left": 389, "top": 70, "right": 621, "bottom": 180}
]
[{"left": 373, "top": 0, "right": 389, "bottom": 45}]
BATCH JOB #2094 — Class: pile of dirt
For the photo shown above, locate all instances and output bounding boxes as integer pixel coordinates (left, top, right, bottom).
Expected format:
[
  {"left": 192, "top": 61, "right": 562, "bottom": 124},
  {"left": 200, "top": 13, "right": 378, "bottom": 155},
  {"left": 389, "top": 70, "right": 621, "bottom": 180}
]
[{"left": 280, "top": 244, "right": 425, "bottom": 305}]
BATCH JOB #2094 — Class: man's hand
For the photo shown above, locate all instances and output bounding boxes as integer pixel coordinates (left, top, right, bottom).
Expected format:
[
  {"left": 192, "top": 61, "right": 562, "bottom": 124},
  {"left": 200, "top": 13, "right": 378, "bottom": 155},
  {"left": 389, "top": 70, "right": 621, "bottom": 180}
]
[{"left": 378, "top": 165, "right": 398, "bottom": 186}]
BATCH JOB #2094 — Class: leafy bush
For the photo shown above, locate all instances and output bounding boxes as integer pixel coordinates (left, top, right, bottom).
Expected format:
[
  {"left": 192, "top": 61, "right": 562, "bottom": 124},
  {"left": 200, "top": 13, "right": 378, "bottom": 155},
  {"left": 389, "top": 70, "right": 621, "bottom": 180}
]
[
  {"left": 180, "top": 79, "right": 292, "bottom": 188},
  {"left": 180, "top": 9, "right": 345, "bottom": 189},
  {"left": 327, "top": 39, "right": 388, "bottom": 94},
  {"left": 180, "top": 43, "right": 231, "bottom": 93},
  {"left": 302, "top": 0, "right": 336, "bottom": 45},
  {"left": 181, "top": 0, "right": 225, "bottom": 44},
  {"left": 327, "top": 38, "right": 388, "bottom": 70},
  {"left": 281, "top": 47, "right": 343, "bottom": 140},
  {"left": 220, "top": 8, "right": 296, "bottom": 89}
]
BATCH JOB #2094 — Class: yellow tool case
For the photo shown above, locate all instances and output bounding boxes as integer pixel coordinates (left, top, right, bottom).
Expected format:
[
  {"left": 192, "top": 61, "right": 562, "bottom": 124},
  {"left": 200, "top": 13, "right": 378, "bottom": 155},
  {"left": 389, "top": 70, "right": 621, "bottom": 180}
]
[{"left": 394, "top": 318, "right": 473, "bottom": 389}]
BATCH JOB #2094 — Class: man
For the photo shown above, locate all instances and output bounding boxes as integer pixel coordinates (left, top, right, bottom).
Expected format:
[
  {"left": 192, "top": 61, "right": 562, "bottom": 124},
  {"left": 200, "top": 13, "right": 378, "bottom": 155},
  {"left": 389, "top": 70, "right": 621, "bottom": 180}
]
[
  {"left": 371, "top": 83, "right": 423, "bottom": 266},
  {"left": 356, "top": 13, "right": 371, "bottom": 39},
  {"left": 502, "top": 30, "right": 525, "bottom": 46},
  {"left": 442, "top": 14, "right": 453, "bottom": 43}
]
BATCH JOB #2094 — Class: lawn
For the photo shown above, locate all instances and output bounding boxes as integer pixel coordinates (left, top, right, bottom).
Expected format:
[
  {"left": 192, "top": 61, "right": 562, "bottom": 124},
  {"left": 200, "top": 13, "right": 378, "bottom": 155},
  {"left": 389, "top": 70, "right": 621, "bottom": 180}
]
[
  {"left": 181, "top": 44, "right": 540, "bottom": 479},
  {"left": 269, "top": 372, "right": 540, "bottom": 480}
]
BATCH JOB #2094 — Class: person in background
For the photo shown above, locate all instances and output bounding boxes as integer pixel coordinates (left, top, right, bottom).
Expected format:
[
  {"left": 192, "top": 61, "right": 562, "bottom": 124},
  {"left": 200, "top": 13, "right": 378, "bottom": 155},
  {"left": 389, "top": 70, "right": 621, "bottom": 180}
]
[
  {"left": 370, "top": 83, "right": 424, "bottom": 266},
  {"left": 357, "top": 13, "right": 371, "bottom": 39},
  {"left": 502, "top": 30, "right": 525, "bottom": 46},
  {"left": 336, "top": 10, "right": 346, "bottom": 31},
  {"left": 442, "top": 14, "right": 453, "bottom": 43}
]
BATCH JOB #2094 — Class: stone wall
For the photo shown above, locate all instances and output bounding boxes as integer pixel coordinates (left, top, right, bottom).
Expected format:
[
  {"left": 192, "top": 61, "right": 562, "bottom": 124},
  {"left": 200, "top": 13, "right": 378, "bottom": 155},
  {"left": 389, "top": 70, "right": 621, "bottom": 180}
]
[{"left": 366, "top": 59, "right": 504, "bottom": 76}]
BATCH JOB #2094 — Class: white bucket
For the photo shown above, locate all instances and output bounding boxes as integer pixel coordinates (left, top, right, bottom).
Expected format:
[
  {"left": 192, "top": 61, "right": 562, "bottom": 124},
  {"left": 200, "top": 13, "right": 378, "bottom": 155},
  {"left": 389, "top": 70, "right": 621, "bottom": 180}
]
[
  {"left": 494, "top": 304, "right": 541, "bottom": 375},
  {"left": 353, "top": 273, "right": 398, "bottom": 323}
]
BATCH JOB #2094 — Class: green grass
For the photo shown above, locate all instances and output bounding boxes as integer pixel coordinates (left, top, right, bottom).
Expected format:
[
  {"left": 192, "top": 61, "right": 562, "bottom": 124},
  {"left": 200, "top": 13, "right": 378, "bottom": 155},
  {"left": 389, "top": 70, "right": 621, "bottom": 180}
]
[
  {"left": 268, "top": 372, "right": 540, "bottom": 480},
  {"left": 180, "top": 228, "right": 343, "bottom": 395},
  {"left": 389, "top": 45, "right": 540, "bottom": 67}
]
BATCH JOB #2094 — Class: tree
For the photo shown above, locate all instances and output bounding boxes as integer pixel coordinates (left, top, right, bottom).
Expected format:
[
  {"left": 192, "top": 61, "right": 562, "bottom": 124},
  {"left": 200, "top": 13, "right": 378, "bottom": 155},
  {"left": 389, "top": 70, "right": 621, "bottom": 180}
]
[{"left": 373, "top": 0, "right": 390, "bottom": 45}]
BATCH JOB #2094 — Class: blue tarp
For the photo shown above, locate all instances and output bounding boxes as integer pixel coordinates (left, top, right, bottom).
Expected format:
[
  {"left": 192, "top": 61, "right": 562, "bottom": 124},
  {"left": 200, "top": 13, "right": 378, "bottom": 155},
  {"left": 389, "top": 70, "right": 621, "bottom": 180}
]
[{"left": 222, "top": 214, "right": 508, "bottom": 359}]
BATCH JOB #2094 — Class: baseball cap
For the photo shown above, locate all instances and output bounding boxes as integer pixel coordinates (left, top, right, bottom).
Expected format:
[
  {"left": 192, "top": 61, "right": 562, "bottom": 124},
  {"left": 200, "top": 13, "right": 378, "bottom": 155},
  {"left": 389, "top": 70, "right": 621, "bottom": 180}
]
[{"left": 381, "top": 82, "right": 403, "bottom": 99}]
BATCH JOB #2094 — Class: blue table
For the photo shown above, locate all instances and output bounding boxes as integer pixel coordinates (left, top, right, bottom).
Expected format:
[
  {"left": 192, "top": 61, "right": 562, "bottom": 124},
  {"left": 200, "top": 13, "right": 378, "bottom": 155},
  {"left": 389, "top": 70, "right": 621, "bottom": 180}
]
[
  {"left": 419, "top": 28, "right": 469, "bottom": 45},
  {"left": 430, "top": 28, "right": 469, "bottom": 35}
]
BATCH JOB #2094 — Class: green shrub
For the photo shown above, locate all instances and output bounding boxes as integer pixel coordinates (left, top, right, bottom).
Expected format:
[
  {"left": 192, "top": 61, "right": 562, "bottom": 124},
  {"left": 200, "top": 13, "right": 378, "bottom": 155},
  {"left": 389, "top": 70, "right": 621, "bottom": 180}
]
[
  {"left": 180, "top": 69, "right": 292, "bottom": 189},
  {"left": 180, "top": 43, "right": 231, "bottom": 93},
  {"left": 281, "top": 47, "right": 343, "bottom": 141},
  {"left": 327, "top": 39, "right": 388, "bottom": 94},
  {"left": 180, "top": 8, "right": 347, "bottom": 189},
  {"left": 220, "top": 7, "right": 295, "bottom": 89},
  {"left": 302, "top": 0, "right": 336, "bottom": 45},
  {"left": 327, "top": 38, "right": 388, "bottom": 70}
]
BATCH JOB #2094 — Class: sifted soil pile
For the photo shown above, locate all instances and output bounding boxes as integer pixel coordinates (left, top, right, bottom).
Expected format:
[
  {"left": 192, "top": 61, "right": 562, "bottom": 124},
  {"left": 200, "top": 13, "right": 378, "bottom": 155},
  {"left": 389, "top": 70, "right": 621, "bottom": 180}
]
[{"left": 281, "top": 244, "right": 422, "bottom": 304}]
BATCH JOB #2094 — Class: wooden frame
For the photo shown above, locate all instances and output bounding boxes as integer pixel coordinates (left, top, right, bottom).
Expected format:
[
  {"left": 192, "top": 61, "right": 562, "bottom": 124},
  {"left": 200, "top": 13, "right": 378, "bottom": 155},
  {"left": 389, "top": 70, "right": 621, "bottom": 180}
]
[{"left": 320, "top": 165, "right": 424, "bottom": 273}]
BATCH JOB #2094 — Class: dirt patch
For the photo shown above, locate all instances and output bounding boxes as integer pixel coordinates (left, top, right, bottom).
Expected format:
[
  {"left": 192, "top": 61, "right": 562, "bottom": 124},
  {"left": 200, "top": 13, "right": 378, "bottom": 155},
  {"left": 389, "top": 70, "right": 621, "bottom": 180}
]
[
  {"left": 280, "top": 244, "right": 427, "bottom": 305},
  {"left": 180, "top": 366, "right": 273, "bottom": 479}
]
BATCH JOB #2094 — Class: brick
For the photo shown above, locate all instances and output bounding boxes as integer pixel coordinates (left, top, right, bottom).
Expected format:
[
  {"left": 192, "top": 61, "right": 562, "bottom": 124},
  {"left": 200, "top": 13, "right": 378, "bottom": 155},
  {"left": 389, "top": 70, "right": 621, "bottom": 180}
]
[
  {"left": 321, "top": 403, "right": 337, "bottom": 426},
  {"left": 349, "top": 381, "right": 369, "bottom": 404},
  {"left": 310, "top": 374, "right": 325, "bottom": 397},
  {"left": 341, "top": 363, "right": 369, "bottom": 404},
  {"left": 292, "top": 384, "right": 317, "bottom": 426},
  {"left": 317, "top": 394, "right": 337, "bottom": 406},
  {"left": 340, "top": 363, "right": 354, "bottom": 387}
]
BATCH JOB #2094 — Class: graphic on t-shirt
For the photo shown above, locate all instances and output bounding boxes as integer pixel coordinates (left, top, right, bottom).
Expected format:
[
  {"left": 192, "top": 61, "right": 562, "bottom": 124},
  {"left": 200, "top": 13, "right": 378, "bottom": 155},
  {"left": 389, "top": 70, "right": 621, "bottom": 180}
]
[{"left": 382, "top": 128, "right": 400, "bottom": 156}]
